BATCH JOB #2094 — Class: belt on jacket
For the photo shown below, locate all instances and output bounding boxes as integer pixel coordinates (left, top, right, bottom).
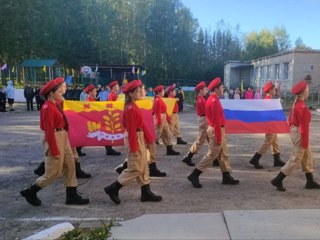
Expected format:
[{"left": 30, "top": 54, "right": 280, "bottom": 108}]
[
  {"left": 221, "top": 125, "right": 225, "bottom": 128},
  {"left": 137, "top": 128, "right": 142, "bottom": 132},
  {"left": 55, "top": 128, "right": 64, "bottom": 132},
  {"left": 200, "top": 114, "right": 205, "bottom": 117}
]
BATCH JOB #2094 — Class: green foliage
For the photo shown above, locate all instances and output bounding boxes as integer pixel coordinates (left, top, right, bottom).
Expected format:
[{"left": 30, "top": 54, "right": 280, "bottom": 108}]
[
  {"left": 58, "top": 222, "right": 113, "bottom": 240},
  {"left": 0, "top": 0, "right": 306, "bottom": 85}
]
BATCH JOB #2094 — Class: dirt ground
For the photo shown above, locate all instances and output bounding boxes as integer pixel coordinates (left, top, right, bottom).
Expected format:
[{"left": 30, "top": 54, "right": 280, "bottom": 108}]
[{"left": 1, "top": 103, "right": 320, "bottom": 239}]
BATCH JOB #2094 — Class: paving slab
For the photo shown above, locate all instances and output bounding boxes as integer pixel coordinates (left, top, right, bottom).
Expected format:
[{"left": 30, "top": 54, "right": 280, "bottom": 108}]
[
  {"left": 111, "top": 213, "right": 230, "bottom": 240},
  {"left": 224, "top": 209, "right": 320, "bottom": 240}
]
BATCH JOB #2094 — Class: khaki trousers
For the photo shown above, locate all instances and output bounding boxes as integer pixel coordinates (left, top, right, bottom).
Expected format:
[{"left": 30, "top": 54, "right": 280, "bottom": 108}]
[
  {"left": 257, "top": 134, "right": 280, "bottom": 155},
  {"left": 71, "top": 147, "right": 80, "bottom": 163},
  {"left": 155, "top": 113, "right": 172, "bottom": 146},
  {"left": 147, "top": 142, "right": 156, "bottom": 163},
  {"left": 36, "top": 131, "right": 77, "bottom": 188},
  {"left": 169, "top": 113, "right": 181, "bottom": 138},
  {"left": 197, "top": 126, "right": 232, "bottom": 172},
  {"left": 118, "top": 132, "right": 150, "bottom": 186},
  {"left": 189, "top": 116, "right": 208, "bottom": 154},
  {"left": 281, "top": 126, "right": 313, "bottom": 176}
]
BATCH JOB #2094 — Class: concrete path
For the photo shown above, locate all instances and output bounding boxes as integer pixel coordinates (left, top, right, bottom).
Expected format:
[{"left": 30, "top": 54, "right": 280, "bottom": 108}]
[{"left": 110, "top": 209, "right": 320, "bottom": 240}]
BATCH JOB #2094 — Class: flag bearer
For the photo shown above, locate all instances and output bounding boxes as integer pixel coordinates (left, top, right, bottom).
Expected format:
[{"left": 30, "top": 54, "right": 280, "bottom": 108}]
[
  {"left": 153, "top": 85, "right": 180, "bottom": 155},
  {"left": 187, "top": 77, "right": 240, "bottom": 188},
  {"left": 20, "top": 79, "right": 89, "bottom": 206},
  {"left": 104, "top": 80, "right": 162, "bottom": 204},
  {"left": 182, "top": 81, "right": 207, "bottom": 166},
  {"left": 34, "top": 79, "right": 91, "bottom": 178},
  {"left": 166, "top": 84, "right": 187, "bottom": 145},
  {"left": 249, "top": 81, "right": 285, "bottom": 169},
  {"left": 271, "top": 80, "right": 320, "bottom": 191},
  {"left": 105, "top": 80, "right": 122, "bottom": 156}
]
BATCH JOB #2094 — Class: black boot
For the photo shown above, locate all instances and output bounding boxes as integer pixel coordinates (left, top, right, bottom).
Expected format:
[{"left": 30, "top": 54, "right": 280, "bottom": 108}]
[
  {"left": 20, "top": 184, "right": 42, "bottom": 206},
  {"left": 65, "top": 187, "right": 89, "bottom": 205},
  {"left": 115, "top": 161, "right": 127, "bottom": 175},
  {"left": 222, "top": 172, "right": 240, "bottom": 185},
  {"left": 140, "top": 184, "right": 162, "bottom": 202},
  {"left": 187, "top": 168, "right": 202, "bottom": 188},
  {"left": 182, "top": 151, "right": 195, "bottom": 166},
  {"left": 76, "top": 147, "right": 86, "bottom": 157},
  {"left": 75, "top": 162, "right": 91, "bottom": 178},
  {"left": 104, "top": 181, "right": 123, "bottom": 204},
  {"left": 249, "top": 152, "right": 263, "bottom": 169},
  {"left": 177, "top": 137, "right": 187, "bottom": 145},
  {"left": 149, "top": 162, "right": 166, "bottom": 177},
  {"left": 106, "top": 146, "right": 121, "bottom": 156},
  {"left": 212, "top": 158, "right": 220, "bottom": 167},
  {"left": 166, "top": 145, "right": 180, "bottom": 155},
  {"left": 273, "top": 153, "right": 285, "bottom": 167},
  {"left": 34, "top": 161, "right": 45, "bottom": 176},
  {"left": 305, "top": 173, "right": 320, "bottom": 189},
  {"left": 271, "top": 172, "right": 286, "bottom": 191}
]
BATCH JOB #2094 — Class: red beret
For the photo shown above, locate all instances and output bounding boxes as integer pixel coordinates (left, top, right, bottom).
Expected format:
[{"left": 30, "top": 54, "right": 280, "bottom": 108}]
[
  {"left": 84, "top": 84, "right": 95, "bottom": 94},
  {"left": 55, "top": 77, "right": 64, "bottom": 85},
  {"left": 40, "top": 80, "right": 60, "bottom": 97},
  {"left": 122, "top": 80, "right": 142, "bottom": 94},
  {"left": 166, "top": 84, "right": 176, "bottom": 94},
  {"left": 292, "top": 80, "right": 308, "bottom": 95},
  {"left": 208, "top": 77, "right": 222, "bottom": 91},
  {"left": 263, "top": 81, "right": 275, "bottom": 93},
  {"left": 109, "top": 81, "right": 119, "bottom": 88},
  {"left": 195, "top": 81, "right": 206, "bottom": 92},
  {"left": 153, "top": 85, "right": 164, "bottom": 94}
]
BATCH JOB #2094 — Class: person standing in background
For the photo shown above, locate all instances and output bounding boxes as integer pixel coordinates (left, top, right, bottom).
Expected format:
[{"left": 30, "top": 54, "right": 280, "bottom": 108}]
[
  {"left": 254, "top": 88, "right": 262, "bottom": 99},
  {"left": 5, "top": 80, "right": 15, "bottom": 111},
  {"left": 0, "top": 85, "right": 6, "bottom": 112},
  {"left": 176, "top": 86, "right": 184, "bottom": 112},
  {"left": 24, "top": 83, "right": 35, "bottom": 111}
]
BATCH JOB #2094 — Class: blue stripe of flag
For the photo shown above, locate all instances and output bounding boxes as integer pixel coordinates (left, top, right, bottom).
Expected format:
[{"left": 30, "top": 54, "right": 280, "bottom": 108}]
[{"left": 224, "top": 110, "right": 287, "bottom": 123}]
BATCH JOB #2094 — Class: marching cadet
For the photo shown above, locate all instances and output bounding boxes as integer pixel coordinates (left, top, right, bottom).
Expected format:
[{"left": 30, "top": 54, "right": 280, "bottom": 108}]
[
  {"left": 34, "top": 79, "right": 91, "bottom": 178},
  {"left": 105, "top": 80, "right": 122, "bottom": 156},
  {"left": 249, "top": 81, "right": 285, "bottom": 169},
  {"left": 153, "top": 85, "right": 180, "bottom": 155},
  {"left": 20, "top": 78, "right": 89, "bottom": 206},
  {"left": 182, "top": 81, "right": 207, "bottom": 166},
  {"left": 104, "top": 80, "right": 162, "bottom": 204},
  {"left": 115, "top": 81, "right": 167, "bottom": 177},
  {"left": 187, "top": 77, "right": 240, "bottom": 188},
  {"left": 271, "top": 80, "right": 320, "bottom": 191},
  {"left": 166, "top": 84, "right": 187, "bottom": 145}
]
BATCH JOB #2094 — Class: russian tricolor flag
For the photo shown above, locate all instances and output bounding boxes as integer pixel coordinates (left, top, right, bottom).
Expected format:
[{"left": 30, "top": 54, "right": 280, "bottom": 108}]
[{"left": 220, "top": 99, "right": 290, "bottom": 134}]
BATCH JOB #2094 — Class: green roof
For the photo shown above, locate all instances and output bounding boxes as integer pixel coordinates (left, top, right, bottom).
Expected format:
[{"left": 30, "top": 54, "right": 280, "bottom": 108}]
[{"left": 20, "top": 59, "right": 59, "bottom": 67}]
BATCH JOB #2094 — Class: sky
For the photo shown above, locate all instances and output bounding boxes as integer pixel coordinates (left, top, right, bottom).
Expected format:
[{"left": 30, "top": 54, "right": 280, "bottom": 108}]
[{"left": 181, "top": 0, "right": 320, "bottom": 49}]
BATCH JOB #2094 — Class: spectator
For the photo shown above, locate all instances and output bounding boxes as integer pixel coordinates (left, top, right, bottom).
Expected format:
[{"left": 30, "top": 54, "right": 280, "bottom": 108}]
[
  {"left": 34, "top": 86, "right": 41, "bottom": 110},
  {"left": 5, "top": 80, "right": 15, "bottom": 111},
  {"left": 79, "top": 87, "right": 88, "bottom": 101},
  {"left": 229, "top": 89, "right": 234, "bottom": 99},
  {"left": 96, "top": 84, "right": 102, "bottom": 101},
  {"left": 146, "top": 87, "right": 154, "bottom": 97},
  {"left": 64, "top": 86, "right": 73, "bottom": 100},
  {"left": 245, "top": 88, "right": 254, "bottom": 99},
  {"left": 223, "top": 89, "right": 229, "bottom": 99},
  {"left": 99, "top": 86, "right": 110, "bottom": 101},
  {"left": 254, "top": 88, "right": 262, "bottom": 99},
  {"left": 0, "top": 85, "right": 6, "bottom": 112},
  {"left": 73, "top": 85, "right": 82, "bottom": 100},
  {"left": 234, "top": 88, "right": 240, "bottom": 99},
  {"left": 24, "top": 83, "right": 35, "bottom": 111},
  {"left": 176, "top": 86, "right": 185, "bottom": 112}
]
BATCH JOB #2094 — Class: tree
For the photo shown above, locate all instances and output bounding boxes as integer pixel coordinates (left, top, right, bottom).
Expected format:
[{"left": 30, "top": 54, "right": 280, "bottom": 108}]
[
  {"left": 273, "top": 26, "right": 291, "bottom": 53},
  {"left": 294, "top": 37, "right": 312, "bottom": 50}
]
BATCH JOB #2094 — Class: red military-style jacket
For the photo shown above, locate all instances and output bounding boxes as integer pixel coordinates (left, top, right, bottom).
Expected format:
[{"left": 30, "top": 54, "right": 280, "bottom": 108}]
[
  {"left": 288, "top": 99, "right": 311, "bottom": 148},
  {"left": 40, "top": 100, "right": 67, "bottom": 157},
  {"left": 196, "top": 95, "right": 207, "bottom": 116},
  {"left": 168, "top": 93, "right": 179, "bottom": 113},
  {"left": 124, "top": 101, "right": 153, "bottom": 153},
  {"left": 264, "top": 94, "right": 272, "bottom": 100},
  {"left": 153, "top": 96, "right": 170, "bottom": 126},
  {"left": 86, "top": 96, "right": 96, "bottom": 101},
  {"left": 205, "top": 94, "right": 226, "bottom": 144},
  {"left": 108, "top": 91, "right": 118, "bottom": 101}
]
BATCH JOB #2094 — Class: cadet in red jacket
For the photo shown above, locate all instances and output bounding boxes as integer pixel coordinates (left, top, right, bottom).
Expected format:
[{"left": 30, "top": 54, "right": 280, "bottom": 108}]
[
  {"left": 20, "top": 79, "right": 89, "bottom": 206},
  {"left": 166, "top": 84, "right": 187, "bottom": 145},
  {"left": 271, "top": 80, "right": 320, "bottom": 191},
  {"left": 249, "top": 81, "right": 285, "bottom": 169},
  {"left": 104, "top": 81, "right": 122, "bottom": 156},
  {"left": 182, "top": 81, "right": 208, "bottom": 166},
  {"left": 153, "top": 85, "right": 180, "bottom": 155},
  {"left": 104, "top": 80, "right": 162, "bottom": 204},
  {"left": 34, "top": 79, "right": 91, "bottom": 178},
  {"left": 187, "top": 77, "right": 240, "bottom": 188}
]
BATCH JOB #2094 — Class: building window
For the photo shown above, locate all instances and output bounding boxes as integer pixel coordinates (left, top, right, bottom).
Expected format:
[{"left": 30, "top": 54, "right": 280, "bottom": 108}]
[
  {"left": 260, "top": 67, "right": 264, "bottom": 80},
  {"left": 284, "top": 62, "right": 289, "bottom": 80},
  {"left": 275, "top": 64, "right": 280, "bottom": 80},
  {"left": 266, "top": 65, "right": 271, "bottom": 80}
]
